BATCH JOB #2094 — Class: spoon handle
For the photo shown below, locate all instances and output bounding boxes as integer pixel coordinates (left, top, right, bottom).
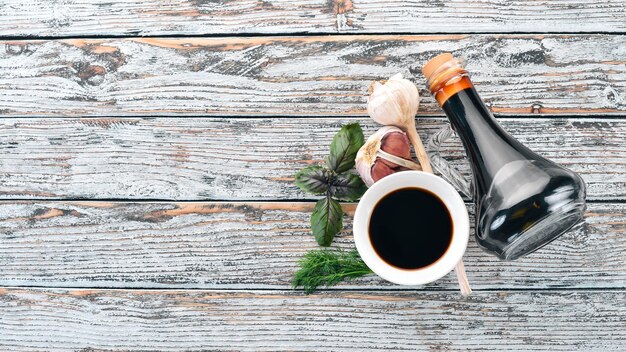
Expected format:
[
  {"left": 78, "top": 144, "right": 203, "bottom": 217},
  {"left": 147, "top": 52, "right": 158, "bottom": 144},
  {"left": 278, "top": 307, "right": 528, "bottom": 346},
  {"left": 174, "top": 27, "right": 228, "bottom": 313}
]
[
  {"left": 406, "top": 123, "right": 471, "bottom": 296},
  {"left": 454, "top": 260, "right": 472, "bottom": 296}
]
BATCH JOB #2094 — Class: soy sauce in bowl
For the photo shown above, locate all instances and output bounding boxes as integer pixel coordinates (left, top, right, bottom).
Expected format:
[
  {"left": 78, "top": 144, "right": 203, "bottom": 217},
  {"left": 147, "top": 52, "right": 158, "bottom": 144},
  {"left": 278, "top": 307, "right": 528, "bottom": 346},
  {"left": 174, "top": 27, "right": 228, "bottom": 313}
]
[{"left": 368, "top": 187, "right": 453, "bottom": 270}]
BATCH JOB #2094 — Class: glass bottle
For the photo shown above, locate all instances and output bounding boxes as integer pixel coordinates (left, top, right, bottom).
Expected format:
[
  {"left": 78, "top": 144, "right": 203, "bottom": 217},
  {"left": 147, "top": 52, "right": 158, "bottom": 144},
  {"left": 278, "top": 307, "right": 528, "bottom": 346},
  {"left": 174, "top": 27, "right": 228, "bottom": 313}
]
[{"left": 422, "top": 53, "right": 586, "bottom": 260}]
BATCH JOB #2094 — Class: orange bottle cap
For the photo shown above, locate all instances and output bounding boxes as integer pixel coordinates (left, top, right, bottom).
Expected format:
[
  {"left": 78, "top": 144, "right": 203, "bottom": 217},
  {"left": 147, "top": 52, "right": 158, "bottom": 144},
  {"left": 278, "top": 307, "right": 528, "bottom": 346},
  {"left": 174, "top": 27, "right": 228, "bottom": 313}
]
[
  {"left": 422, "top": 53, "right": 471, "bottom": 105},
  {"left": 422, "top": 52, "right": 454, "bottom": 80}
]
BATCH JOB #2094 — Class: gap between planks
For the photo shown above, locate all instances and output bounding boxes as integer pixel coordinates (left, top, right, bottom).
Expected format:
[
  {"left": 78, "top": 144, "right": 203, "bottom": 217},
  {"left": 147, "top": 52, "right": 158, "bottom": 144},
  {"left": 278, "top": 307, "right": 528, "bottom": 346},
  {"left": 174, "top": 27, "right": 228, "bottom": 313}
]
[
  {"left": 2, "top": 114, "right": 626, "bottom": 119},
  {"left": 2, "top": 31, "right": 626, "bottom": 41},
  {"left": 0, "top": 0, "right": 625, "bottom": 37},
  {"left": 0, "top": 285, "right": 625, "bottom": 293},
  {"left": 3, "top": 288, "right": 611, "bottom": 296}
]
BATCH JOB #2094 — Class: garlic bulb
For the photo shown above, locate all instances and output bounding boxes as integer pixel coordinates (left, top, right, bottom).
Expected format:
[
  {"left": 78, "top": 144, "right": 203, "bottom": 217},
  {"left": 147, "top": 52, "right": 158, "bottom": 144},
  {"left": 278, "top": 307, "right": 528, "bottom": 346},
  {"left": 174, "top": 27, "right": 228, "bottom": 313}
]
[
  {"left": 367, "top": 73, "right": 420, "bottom": 127},
  {"left": 356, "top": 126, "right": 421, "bottom": 186},
  {"left": 367, "top": 73, "right": 432, "bottom": 173}
]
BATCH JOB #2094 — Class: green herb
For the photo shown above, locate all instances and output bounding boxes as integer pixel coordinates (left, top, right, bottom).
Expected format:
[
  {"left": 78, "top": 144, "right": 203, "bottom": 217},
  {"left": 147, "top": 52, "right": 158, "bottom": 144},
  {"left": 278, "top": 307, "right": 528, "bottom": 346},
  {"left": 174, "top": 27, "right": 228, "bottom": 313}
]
[
  {"left": 327, "top": 123, "right": 365, "bottom": 173},
  {"left": 292, "top": 123, "right": 372, "bottom": 293},
  {"left": 294, "top": 165, "right": 331, "bottom": 195},
  {"left": 294, "top": 123, "right": 367, "bottom": 246},
  {"left": 329, "top": 171, "right": 367, "bottom": 201},
  {"left": 310, "top": 197, "right": 343, "bottom": 246},
  {"left": 292, "top": 249, "right": 373, "bottom": 294}
]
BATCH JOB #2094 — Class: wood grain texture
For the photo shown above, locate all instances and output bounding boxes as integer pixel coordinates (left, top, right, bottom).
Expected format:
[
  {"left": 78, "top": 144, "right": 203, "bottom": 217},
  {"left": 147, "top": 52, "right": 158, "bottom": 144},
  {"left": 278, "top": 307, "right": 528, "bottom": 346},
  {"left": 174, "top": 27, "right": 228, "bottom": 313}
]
[
  {"left": 0, "top": 117, "right": 623, "bottom": 200},
  {"left": 1, "top": 288, "right": 624, "bottom": 351},
  {"left": 0, "top": 0, "right": 624, "bottom": 36},
  {"left": 1, "top": 35, "right": 625, "bottom": 116},
  {"left": 0, "top": 201, "right": 623, "bottom": 290}
]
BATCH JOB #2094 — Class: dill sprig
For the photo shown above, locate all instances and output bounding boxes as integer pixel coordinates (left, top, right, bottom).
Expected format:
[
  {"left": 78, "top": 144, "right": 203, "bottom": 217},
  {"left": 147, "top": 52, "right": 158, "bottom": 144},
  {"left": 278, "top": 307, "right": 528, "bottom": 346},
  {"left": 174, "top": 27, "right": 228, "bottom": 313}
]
[{"left": 292, "top": 249, "right": 373, "bottom": 294}]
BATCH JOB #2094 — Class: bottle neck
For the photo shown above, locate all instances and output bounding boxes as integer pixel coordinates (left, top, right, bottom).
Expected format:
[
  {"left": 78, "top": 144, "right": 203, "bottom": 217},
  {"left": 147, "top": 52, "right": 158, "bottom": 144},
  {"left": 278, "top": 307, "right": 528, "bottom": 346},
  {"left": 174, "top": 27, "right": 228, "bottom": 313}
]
[
  {"left": 433, "top": 75, "right": 474, "bottom": 106},
  {"left": 425, "top": 57, "right": 472, "bottom": 107}
]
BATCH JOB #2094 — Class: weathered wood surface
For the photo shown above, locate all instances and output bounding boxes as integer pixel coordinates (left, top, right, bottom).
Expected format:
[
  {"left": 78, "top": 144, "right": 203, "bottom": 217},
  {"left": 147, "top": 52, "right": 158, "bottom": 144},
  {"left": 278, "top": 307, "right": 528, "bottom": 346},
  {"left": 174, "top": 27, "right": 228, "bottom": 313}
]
[
  {"left": 0, "top": 117, "right": 623, "bottom": 201},
  {"left": 1, "top": 201, "right": 623, "bottom": 290},
  {"left": 0, "top": 0, "right": 625, "bottom": 37},
  {"left": 0, "top": 1, "right": 624, "bottom": 350},
  {"left": 1, "top": 288, "right": 624, "bottom": 351},
  {"left": 1, "top": 35, "right": 625, "bottom": 117}
]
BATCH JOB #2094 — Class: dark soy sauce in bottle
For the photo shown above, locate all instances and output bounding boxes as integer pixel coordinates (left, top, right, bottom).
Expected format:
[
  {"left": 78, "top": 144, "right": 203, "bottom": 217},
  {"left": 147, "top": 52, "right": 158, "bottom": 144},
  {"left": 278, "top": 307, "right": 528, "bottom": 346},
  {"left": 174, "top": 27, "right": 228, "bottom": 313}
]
[
  {"left": 422, "top": 53, "right": 586, "bottom": 260},
  {"left": 369, "top": 187, "right": 453, "bottom": 269}
]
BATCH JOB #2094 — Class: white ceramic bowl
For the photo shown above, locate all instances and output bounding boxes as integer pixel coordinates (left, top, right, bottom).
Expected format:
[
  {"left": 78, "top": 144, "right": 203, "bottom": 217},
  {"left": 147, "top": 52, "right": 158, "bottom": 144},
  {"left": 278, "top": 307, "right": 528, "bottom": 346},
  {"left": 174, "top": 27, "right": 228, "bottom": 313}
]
[{"left": 353, "top": 171, "right": 469, "bottom": 285}]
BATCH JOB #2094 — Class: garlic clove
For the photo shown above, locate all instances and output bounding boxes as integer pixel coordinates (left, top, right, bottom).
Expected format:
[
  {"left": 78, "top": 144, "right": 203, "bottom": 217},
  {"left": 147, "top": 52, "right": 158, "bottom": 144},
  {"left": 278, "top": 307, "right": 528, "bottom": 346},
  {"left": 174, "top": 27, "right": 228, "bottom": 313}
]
[
  {"left": 356, "top": 126, "right": 398, "bottom": 166},
  {"left": 355, "top": 126, "right": 396, "bottom": 187},
  {"left": 355, "top": 126, "right": 421, "bottom": 187},
  {"left": 371, "top": 162, "right": 395, "bottom": 183},
  {"left": 379, "top": 131, "right": 411, "bottom": 168},
  {"left": 356, "top": 154, "right": 375, "bottom": 187}
]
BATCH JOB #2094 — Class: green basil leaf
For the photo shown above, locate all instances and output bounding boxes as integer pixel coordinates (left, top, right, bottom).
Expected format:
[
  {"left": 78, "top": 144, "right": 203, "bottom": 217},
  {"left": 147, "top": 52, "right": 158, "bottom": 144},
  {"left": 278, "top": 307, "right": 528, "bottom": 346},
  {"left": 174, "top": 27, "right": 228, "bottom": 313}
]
[
  {"left": 294, "top": 165, "right": 331, "bottom": 195},
  {"left": 326, "top": 123, "right": 365, "bottom": 173},
  {"left": 329, "top": 171, "right": 367, "bottom": 201},
  {"left": 310, "top": 196, "right": 343, "bottom": 246}
]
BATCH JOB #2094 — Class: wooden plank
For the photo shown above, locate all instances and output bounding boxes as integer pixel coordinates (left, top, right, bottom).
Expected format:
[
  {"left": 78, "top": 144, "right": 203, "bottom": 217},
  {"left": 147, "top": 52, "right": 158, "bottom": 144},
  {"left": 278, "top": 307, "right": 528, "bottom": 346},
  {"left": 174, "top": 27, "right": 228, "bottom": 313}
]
[
  {"left": 0, "top": 35, "right": 625, "bottom": 116},
  {"left": 347, "top": 0, "right": 626, "bottom": 34},
  {"left": 0, "top": 117, "right": 622, "bottom": 200},
  {"left": 0, "top": 201, "right": 623, "bottom": 290},
  {"left": 0, "top": 288, "right": 624, "bottom": 351},
  {"left": 0, "top": 0, "right": 624, "bottom": 36}
]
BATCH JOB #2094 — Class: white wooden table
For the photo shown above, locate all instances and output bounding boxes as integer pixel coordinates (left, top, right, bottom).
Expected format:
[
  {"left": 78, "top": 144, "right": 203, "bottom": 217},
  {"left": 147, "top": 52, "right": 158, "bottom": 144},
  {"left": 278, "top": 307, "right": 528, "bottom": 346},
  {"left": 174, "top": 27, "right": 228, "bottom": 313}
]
[{"left": 0, "top": 1, "right": 625, "bottom": 350}]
